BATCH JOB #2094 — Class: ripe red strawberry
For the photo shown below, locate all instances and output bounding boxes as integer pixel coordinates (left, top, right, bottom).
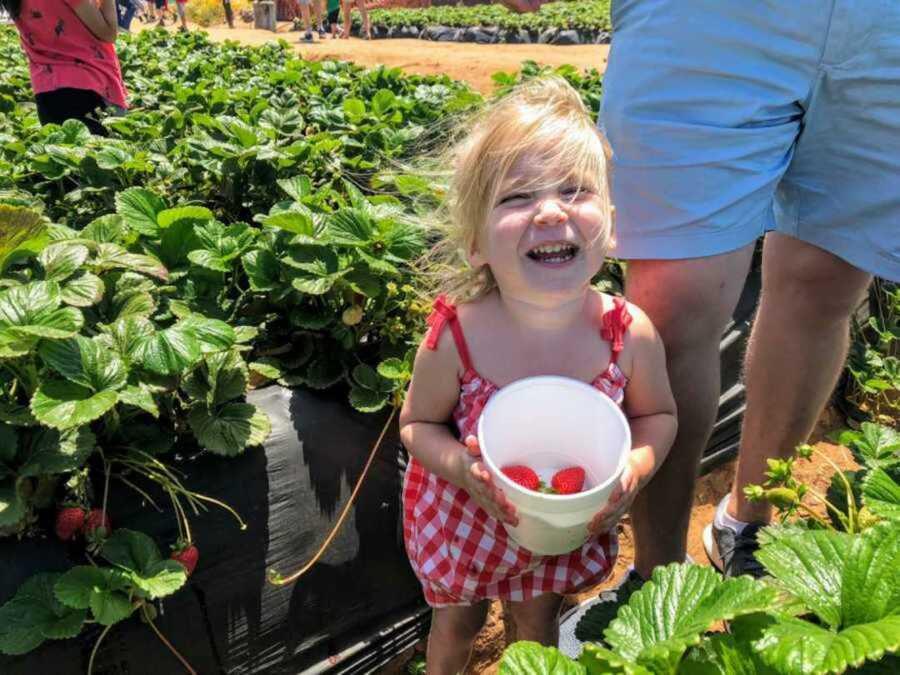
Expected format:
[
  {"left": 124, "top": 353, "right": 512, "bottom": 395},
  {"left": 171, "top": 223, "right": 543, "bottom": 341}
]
[
  {"left": 551, "top": 467, "right": 586, "bottom": 495},
  {"left": 171, "top": 544, "right": 199, "bottom": 576},
  {"left": 82, "top": 508, "right": 112, "bottom": 538},
  {"left": 501, "top": 464, "right": 540, "bottom": 491},
  {"left": 55, "top": 507, "right": 85, "bottom": 541}
]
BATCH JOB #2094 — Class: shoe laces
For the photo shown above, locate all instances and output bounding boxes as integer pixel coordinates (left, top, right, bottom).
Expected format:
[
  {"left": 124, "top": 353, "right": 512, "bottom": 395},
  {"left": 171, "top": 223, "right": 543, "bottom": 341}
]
[{"left": 720, "top": 523, "right": 766, "bottom": 578}]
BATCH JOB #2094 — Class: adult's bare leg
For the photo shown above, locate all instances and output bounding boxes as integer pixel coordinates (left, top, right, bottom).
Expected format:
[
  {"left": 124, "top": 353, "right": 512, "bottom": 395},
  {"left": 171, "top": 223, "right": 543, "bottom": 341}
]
[
  {"left": 625, "top": 245, "right": 755, "bottom": 578},
  {"left": 729, "top": 233, "right": 872, "bottom": 523},
  {"left": 505, "top": 592, "right": 565, "bottom": 646}
]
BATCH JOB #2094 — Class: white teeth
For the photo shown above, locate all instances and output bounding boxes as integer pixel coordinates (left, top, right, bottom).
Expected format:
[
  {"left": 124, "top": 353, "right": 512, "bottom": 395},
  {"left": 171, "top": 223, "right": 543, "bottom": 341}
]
[{"left": 531, "top": 243, "right": 573, "bottom": 255}]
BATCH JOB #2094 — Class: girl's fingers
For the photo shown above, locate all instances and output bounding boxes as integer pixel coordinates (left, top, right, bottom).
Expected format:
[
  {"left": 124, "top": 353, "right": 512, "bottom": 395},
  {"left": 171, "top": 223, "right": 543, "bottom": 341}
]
[{"left": 464, "top": 435, "right": 481, "bottom": 457}]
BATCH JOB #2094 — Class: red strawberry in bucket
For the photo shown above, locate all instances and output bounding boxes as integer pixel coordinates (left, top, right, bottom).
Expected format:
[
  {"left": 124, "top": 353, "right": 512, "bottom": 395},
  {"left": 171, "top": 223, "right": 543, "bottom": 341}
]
[
  {"left": 551, "top": 466, "right": 586, "bottom": 495},
  {"left": 501, "top": 464, "right": 540, "bottom": 491}
]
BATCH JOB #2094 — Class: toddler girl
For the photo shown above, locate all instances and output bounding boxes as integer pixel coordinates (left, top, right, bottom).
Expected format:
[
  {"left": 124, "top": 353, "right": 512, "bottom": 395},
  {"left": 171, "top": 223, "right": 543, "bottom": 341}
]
[{"left": 399, "top": 77, "right": 678, "bottom": 674}]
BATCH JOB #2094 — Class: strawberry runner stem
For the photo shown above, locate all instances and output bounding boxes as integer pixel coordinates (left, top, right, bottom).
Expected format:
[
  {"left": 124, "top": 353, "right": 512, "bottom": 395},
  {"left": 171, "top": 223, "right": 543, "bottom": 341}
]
[
  {"left": 141, "top": 604, "right": 197, "bottom": 675},
  {"left": 267, "top": 405, "right": 397, "bottom": 586},
  {"left": 87, "top": 623, "right": 114, "bottom": 675}
]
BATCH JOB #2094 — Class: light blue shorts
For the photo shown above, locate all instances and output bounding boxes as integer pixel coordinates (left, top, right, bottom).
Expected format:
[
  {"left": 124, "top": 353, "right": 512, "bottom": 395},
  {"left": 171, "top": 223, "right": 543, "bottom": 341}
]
[{"left": 600, "top": 0, "right": 900, "bottom": 280}]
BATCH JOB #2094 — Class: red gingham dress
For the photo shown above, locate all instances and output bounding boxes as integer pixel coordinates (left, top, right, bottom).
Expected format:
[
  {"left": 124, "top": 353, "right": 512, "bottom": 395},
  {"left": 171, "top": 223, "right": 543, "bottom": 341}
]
[{"left": 402, "top": 295, "right": 632, "bottom": 607}]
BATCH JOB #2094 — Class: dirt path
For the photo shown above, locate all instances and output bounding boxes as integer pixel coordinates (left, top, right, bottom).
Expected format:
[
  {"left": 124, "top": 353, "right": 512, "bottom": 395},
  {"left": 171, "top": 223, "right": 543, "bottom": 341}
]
[{"left": 141, "top": 19, "right": 610, "bottom": 94}]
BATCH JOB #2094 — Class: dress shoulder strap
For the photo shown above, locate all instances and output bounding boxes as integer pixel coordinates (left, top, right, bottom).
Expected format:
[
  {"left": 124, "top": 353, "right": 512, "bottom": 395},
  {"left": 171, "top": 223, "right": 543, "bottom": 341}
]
[
  {"left": 600, "top": 296, "right": 633, "bottom": 364},
  {"left": 425, "top": 295, "right": 475, "bottom": 372}
]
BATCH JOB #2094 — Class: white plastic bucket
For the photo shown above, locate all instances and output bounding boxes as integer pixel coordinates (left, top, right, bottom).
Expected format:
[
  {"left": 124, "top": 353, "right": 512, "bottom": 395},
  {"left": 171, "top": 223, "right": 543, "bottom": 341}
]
[{"left": 477, "top": 376, "right": 631, "bottom": 556}]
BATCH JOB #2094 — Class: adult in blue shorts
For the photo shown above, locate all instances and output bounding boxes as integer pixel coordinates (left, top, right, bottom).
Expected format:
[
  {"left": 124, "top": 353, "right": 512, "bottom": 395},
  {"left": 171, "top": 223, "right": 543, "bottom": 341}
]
[{"left": 502, "top": 0, "right": 900, "bottom": 580}]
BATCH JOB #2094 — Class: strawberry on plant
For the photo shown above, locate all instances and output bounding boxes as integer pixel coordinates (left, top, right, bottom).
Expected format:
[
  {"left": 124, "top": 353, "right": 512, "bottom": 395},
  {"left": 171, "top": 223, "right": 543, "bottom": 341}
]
[
  {"left": 501, "top": 465, "right": 540, "bottom": 491},
  {"left": 551, "top": 467, "right": 586, "bottom": 495},
  {"left": 83, "top": 508, "right": 112, "bottom": 539},
  {"left": 55, "top": 506, "right": 85, "bottom": 541},
  {"left": 171, "top": 543, "right": 199, "bottom": 576}
]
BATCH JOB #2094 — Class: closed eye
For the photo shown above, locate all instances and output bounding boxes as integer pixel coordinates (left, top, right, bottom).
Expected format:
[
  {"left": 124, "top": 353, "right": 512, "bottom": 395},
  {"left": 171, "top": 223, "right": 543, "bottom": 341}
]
[{"left": 498, "top": 192, "right": 530, "bottom": 205}]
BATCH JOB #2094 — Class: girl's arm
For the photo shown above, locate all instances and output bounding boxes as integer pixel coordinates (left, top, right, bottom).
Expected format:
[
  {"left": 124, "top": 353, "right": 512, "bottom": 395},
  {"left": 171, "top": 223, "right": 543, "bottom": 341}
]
[
  {"left": 589, "top": 303, "right": 678, "bottom": 534},
  {"left": 400, "top": 330, "right": 518, "bottom": 525},
  {"left": 72, "top": 0, "right": 118, "bottom": 43}
]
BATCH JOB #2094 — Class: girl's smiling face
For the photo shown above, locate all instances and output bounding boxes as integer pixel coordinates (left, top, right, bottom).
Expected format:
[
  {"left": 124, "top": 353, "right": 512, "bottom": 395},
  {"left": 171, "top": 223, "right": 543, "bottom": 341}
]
[{"left": 469, "top": 155, "right": 614, "bottom": 305}]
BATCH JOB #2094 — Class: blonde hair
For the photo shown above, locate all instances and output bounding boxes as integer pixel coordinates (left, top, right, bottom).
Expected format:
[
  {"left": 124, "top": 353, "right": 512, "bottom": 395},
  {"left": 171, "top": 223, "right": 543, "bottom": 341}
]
[{"left": 423, "top": 76, "right": 614, "bottom": 303}]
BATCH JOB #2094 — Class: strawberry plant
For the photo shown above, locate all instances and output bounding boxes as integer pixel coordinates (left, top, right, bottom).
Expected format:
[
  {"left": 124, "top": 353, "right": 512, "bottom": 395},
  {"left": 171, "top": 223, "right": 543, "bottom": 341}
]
[{"left": 362, "top": 0, "right": 611, "bottom": 35}]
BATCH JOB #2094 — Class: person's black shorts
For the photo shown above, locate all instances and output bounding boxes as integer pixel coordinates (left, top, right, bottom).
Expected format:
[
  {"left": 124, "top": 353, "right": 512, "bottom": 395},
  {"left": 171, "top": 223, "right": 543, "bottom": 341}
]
[
  {"left": 327, "top": 7, "right": 339, "bottom": 25},
  {"left": 155, "top": 0, "right": 167, "bottom": 9},
  {"left": 34, "top": 87, "right": 109, "bottom": 136}
]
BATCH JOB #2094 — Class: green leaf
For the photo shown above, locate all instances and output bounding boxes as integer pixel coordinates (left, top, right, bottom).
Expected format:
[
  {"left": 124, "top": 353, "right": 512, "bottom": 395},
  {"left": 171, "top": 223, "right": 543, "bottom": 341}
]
[
  {"left": 18, "top": 427, "right": 96, "bottom": 477},
  {"left": 90, "top": 588, "right": 134, "bottom": 625},
  {"left": 180, "top": 315, "right": 236, "bottom": 353},
  {"left": 371, "top": 89, "right": 397, "bottom": 116},
  {"left": 55, "top": 566, "right": 129, "bottom": 610},
  {"left": 187, "top": 403, "right": 271, "bottom": 456},
  {"left": 157, "top": 206, "right": 214, "bottom": 229},
  {"left": 291, "top": 274, "right": 342, "bottom": 295},
  {"left": 352, "top": 363, "right": 392, "bottom": 392},
  {"left": 343, "top": 98, "right": 367, "bottom": 120},
  {"left": 576, "top": 574, "right": 646, "bottom": 643},
  {"left": 0, "top": 281, "right": 83, "bottom": 339},
  {"left": 31, "top": 380, "right": 118, "bottom": 429},
  {"left": 0, "top": 573, "right": 87, "bottom": 655},
  {"left": 182, "top": 350, "right": 248, "bottom": 407},
  {"left": 117, "top": 383, "right": 159, "bottom": 417},
  {"left": 278, "top": 175, "right": 312, "bottom": 201},
  {"left": 187, "top": 248, "right": 229, "bottom": 272},
  {"left": 101, "top": 528, "right": 162, "bottom": 573},
  {"left": 61, "top": 272, "right": 105, "bottom": 307},
  {"left": 755, "top": 615, "right": 900, "bottom": 675},
  {"left": 377, "top": 358, "right": 408, "bottom": 381},
  {"left": 680, "top": 632, "right": 778, "bottom": 675},
  {"left": 863, "top": 469, "right": 900, "bottom": 520},
  {"left": 349, "top": 386, "right": 390, "bottom": 412},
  {"left": 38, "top": 336, "right": 128, "bottom": 392},
  {"left": 756, "top": 528, "right": 851, "bottom": 629},
  {"left": 158, "top": 219, "right": 203, "bottom": 269},
  {"left": 94, "top": 243, "right": 168, "bottom": 281},
  {"left": 137, "top": 323, "right": 202, "bottom": 375},
  {"left": 130, "top": 560, "right": 187, "bottom": 599},
  {"left": 604, "top": 564, "right": 777, "bottom": 670},
  {"left": 81, "top": 214, "right": 126, "bottom": 243},
  {"left": 840, "top": 423, "right": 900, "bottom": 470},
  {"left": 261, "top": 209, "right": 315, "bottom": 236},
  {"left": 39, "top": 243, "right": 89, "bottom": 282},
  {"left": 499, "top": 641, "right": 585, "bottom": 675},
  {"left": 579, "top": 643, "right": 652, "bottom": 674},
  {"left": 327, "top": 209, "right": 373, "bottom": 246},
  {"left": 0, "top": 478, "right": 27, "bottom": 527},
  {"left": 249, "top": 361, "right": 282, "bottom": 380},
  {"left": 116, "top": 188, "right": 166, "bottom": 237},
  {"left": 304, "top": 356, "right": 346, "bottom": 389},
  {"left": 242, "top": 249, "right": 280, "bottom": 291},
  {"left": 103, "top": 316, "right": 155, "bottom": 367},
  {"left": 113, "top": 290, "right": 156, "bottom": 321}
]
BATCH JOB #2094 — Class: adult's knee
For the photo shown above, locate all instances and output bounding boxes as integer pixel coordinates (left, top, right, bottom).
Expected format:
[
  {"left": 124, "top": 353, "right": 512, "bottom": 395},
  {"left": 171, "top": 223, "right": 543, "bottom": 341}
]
[
  {"left": 626, "top": 252, "right": 752, "bottom": 355},
  {"left": 762, "top": 235, "right": 872, "bottom": 325}
]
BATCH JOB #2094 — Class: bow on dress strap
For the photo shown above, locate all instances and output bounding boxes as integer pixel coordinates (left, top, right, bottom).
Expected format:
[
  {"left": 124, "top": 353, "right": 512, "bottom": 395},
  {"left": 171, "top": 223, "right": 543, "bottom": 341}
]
[
  {"left": 600, "top": 297, "right": 633, "bottom": 355},
  {"left": 425, "top": 295, "right": 456, "bottom": 350}
]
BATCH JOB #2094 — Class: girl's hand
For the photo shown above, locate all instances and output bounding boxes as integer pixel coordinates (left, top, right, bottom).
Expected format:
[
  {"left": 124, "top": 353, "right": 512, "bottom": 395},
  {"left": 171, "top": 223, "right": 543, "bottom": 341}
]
[
  {"left": 587, "top": 456, "right": 642, "bottom": 535},
  {"left": 460, "top": 435, "right": 519, "bottom": 526}
]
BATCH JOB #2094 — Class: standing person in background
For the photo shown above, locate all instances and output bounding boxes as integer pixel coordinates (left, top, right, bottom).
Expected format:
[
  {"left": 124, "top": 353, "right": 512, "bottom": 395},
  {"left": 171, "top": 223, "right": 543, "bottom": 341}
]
[
  {"left": 498, "top": 0, "right": 899, "bottom": 587},
  {"left": 173, "top": 0, "right": 187, "bottom": 31},
  {"left": 1, "top": 0, "right": 128, "bottom": 136},
  {"left": 339, "top": 0, "right": 370, "bottom": 40},
  {"left": 294, "top": 0, "right": 323, "bottom": 42},
  {"left": 322, "top": 0, "right": 339, "bottom": 37}
]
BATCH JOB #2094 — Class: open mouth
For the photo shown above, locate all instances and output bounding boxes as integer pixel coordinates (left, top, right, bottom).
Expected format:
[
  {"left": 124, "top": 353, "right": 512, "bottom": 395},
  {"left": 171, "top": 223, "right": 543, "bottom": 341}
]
[{"left": 526, "top": 242, "right": 579, "bottom": 264}]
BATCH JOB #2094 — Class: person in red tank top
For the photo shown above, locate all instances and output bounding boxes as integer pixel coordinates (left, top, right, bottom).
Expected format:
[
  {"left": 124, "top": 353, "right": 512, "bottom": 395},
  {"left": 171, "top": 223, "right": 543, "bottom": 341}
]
[
  {"left": 398, "top": 77, "right": 678, "bottom": 674},
  {"left": 2, "top": 0, "right": 128, "bottom": 136}
]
